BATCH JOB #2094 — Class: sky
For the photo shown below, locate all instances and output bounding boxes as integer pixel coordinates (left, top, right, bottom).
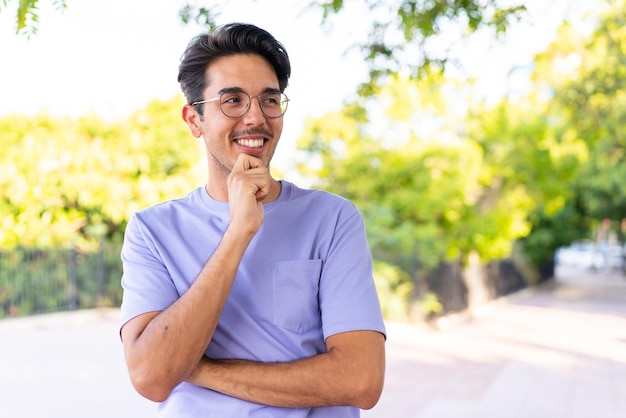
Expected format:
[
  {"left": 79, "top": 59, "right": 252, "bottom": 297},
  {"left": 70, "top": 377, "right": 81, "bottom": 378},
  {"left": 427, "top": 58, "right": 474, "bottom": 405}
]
[{"left": 0, "top": 0, "right": 600, "bottom": 170}]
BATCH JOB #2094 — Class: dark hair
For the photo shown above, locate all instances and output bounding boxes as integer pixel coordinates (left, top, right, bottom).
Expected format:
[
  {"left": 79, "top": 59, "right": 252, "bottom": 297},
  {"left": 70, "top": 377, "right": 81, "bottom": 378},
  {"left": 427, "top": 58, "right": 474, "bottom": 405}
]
[{"left": 178, "top": 23, "right": 291, "bottom": 111}]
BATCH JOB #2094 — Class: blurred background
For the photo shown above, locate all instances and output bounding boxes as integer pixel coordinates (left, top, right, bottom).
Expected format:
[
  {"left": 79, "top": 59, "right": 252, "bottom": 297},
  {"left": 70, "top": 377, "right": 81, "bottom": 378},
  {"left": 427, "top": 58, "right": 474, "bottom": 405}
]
[
  {"left": 1, "top": 0, "right": 623, "bottom": 320},
  {"left": 1, "top": 0, "right": 625, "bottom": 416}
]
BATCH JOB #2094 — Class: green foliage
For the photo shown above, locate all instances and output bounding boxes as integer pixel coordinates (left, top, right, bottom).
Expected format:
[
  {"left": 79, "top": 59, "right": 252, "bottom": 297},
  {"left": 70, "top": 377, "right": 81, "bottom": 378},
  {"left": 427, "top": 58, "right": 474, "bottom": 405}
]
[
  {"left": 372, "top": 260, "right": 413, "bottom": 319},
  {"left": 415, "top": 291, "right": 443, "bottom": 318},
  {"left": 297, "top": 72, "right": 539, "bottom": 288},
  {"left": 0, "top": 95, "right": 203, "bottom": 249},
  {"left": 0, "top": 95, "right": 201, "bottom": 316},
  {"left": 522, "top": 199, "right": 589, "bottom": 267},
  {"left": 526, "top": 0, "right": 626, "bottom": 253},
  {"left": 297, "top": 0, "right": 626, "bottom": 307},
  {"left": 560, "top": 4, "right": 626, "bottom": 225},
  {"left": 1, "top": 0, "right": 66, "bottom": 36},
  {"left": 314, "top": 0, "right": 527, "bottom": 94},
  {"left": 5, "top": 0, "right": 625, "bottom": 322},
  {"left": 0, "top": 243, "right": 123, "bottom": 317},
  {"left": 179, "top": 3, "right": 219, "bottom": 30},
  {"left": 466, "top": 97, "right": 582, "bottom": 254}
]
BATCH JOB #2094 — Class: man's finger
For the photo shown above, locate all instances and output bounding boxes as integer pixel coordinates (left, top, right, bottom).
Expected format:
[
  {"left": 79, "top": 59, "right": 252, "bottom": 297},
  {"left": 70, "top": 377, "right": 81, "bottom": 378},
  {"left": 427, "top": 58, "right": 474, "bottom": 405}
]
[{"left": 232, "top": 153, "right": 262, "bottom": 173}]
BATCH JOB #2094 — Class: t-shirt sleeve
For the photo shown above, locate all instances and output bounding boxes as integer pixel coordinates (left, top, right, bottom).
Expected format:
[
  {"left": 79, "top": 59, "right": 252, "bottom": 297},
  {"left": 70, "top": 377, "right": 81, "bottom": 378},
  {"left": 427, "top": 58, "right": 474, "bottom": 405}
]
[
  {"left": 119, "top": 212, "right": 179, "bottom": 329},
  {"left": 319, "top": 204, "right": 386, "bottom": 340}
]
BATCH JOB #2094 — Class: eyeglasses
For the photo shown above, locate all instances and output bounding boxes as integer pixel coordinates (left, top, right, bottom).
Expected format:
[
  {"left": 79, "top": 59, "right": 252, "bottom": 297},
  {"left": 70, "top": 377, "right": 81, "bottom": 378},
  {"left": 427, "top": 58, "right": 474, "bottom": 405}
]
[{"left": 192, "top": 90, "right": 289, "bottom": 118}]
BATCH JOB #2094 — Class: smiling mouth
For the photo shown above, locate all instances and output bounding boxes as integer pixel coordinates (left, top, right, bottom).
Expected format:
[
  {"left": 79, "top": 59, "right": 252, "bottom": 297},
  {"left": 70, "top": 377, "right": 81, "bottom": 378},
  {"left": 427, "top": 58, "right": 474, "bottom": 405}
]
[{"left": 235, "top": 138, "right": 265, "bottom": 148}]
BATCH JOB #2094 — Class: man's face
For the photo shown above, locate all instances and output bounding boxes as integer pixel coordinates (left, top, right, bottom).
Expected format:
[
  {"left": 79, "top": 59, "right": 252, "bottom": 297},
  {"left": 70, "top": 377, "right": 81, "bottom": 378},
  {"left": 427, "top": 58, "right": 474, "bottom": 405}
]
[{"left": 195, "top": 54, "right": 284, "bottom": 177}]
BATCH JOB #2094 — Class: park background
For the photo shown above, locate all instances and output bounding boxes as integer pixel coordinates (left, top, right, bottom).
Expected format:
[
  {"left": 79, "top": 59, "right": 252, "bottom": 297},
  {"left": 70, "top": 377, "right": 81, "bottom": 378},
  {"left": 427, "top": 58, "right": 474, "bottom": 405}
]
[{"left": 1, "top": 0, "right": 625, "bottom": 322}]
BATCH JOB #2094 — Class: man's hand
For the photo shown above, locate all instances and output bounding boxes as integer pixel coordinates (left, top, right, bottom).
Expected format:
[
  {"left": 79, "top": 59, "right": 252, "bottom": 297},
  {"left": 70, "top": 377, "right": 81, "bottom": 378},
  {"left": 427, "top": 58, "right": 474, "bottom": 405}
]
[{"left": 226, "top": 153, "right": 271, "bottom": 237}]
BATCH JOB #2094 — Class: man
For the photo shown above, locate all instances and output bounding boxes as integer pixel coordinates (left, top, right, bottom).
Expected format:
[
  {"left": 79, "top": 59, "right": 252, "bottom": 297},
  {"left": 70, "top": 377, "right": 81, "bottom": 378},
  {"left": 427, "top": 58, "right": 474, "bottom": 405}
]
[{"left": 120, "top": 23, "right": 386, "bottom": 417}]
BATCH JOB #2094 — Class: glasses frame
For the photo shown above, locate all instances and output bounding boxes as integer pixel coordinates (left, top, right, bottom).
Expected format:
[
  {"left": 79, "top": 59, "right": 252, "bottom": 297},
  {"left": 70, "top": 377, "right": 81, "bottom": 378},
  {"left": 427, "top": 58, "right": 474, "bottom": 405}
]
[{"left": 191, "top": 91, "right": 289, "bottom": 119}]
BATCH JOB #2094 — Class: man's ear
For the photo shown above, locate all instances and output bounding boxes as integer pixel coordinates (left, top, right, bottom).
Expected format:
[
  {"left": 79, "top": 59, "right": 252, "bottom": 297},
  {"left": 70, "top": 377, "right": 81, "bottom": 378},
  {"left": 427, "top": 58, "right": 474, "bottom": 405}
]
[{"left": 182, "top": 104, "right": 204, "bottom": 138}]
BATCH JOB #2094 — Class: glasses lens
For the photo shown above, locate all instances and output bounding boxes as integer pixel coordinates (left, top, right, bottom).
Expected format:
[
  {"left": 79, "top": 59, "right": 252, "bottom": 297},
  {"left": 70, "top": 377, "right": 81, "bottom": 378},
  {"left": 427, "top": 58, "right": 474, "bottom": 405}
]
[
  {"left": 259, "top": 93, "right": 288, "bottom": 118},
  {"left": 220, "top": 92, "right": 250, "bottom": 118}
]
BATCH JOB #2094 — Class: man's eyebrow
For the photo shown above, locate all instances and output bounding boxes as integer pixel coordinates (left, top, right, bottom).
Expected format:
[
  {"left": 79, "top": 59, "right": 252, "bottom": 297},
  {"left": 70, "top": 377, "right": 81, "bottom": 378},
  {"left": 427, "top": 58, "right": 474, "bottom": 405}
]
[
  {"left": 262, "top": 87, "right": 282, "bottom": 94},
  {"left": 217, "top": 86, "right": 282, "bottom": 95},
  {"left": 217, "top": 86, "right": 245, "bottom": 95}
]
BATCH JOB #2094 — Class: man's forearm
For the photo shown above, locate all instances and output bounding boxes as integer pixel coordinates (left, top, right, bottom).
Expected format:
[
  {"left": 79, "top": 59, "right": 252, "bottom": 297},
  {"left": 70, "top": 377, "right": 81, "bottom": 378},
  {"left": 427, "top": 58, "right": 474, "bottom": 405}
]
[
  {"left": 186, "top": 331, "right": 385, "bottom": 410},
  {"left": 188, "top": 355, "right": 345, "bottom": 408}
]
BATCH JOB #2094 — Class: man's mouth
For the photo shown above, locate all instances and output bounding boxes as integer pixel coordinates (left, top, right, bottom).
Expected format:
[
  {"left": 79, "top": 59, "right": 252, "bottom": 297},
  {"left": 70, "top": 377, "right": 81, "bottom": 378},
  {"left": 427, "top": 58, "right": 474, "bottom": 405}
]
[{"left": 235, "top": 138, "right": 265, "bottom": 148}]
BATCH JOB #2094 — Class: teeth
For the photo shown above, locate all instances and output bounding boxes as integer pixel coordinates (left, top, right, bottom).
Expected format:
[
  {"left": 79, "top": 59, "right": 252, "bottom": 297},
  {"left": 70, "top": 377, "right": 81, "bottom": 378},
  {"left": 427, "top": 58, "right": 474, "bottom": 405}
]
[{"left": 237, "top": 139, "right": 264, "bottom": 148}]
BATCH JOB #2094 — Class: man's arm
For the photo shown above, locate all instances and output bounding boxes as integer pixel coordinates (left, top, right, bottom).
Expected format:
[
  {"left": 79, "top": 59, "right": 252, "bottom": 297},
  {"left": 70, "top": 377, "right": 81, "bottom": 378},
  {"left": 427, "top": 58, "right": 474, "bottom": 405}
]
[
  {"left": 121, "top": 154, "right": 271, "bottom": 402},
  {"left": 186, "top": 330, "right": 386, "bottom": 410},
  {"left": 120, "top": 229, "right": 251, "bottom": 402}
]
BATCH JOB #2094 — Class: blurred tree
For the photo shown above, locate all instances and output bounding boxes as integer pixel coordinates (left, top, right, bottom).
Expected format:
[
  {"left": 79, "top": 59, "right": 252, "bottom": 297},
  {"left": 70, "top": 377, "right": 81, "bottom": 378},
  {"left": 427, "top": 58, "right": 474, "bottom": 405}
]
[
  {"left": 297, "top": 71, "right": 546, "bottom": 314},
  {"left": 467, "top": 90, "right": 589, "bottom": 268},
  {"left": 0, "top": 95, "right": 202, "bottom": 249},
  {"left": 559, "top": 4, "right": 626, "bottom": 226},
  {"left": 529, "top": 0, "right": 626, "bottom": 267},
  {"left": 0, "top": 0, "right": 66, "bottom": 36},
  {"left": 311, "top": 0, "right": 527, "bottom": 94}
]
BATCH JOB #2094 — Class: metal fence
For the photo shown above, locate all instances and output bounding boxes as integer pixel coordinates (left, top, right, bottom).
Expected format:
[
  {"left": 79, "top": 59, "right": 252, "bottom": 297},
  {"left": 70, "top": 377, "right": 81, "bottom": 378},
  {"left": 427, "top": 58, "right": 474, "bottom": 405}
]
[{"left": 0, "top": 241, "right": 123, "bottom": 318}]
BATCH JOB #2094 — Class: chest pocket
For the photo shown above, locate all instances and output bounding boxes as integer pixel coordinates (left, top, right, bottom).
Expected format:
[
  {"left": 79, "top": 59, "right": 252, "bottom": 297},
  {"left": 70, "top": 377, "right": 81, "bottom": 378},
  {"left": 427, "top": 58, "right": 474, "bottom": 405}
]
[{"left": 271, "top": 259, "right": 323, "bottom": 333}]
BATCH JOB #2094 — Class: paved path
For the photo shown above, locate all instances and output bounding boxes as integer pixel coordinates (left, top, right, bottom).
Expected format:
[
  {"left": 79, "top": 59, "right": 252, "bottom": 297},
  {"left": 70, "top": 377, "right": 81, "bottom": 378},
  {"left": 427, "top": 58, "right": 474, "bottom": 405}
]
[
  {"left": 1, "top": 265, "right": 625, "bottom": 417},
  {"left": 365, "top": 265, "right": 626, "bottom": 418}
]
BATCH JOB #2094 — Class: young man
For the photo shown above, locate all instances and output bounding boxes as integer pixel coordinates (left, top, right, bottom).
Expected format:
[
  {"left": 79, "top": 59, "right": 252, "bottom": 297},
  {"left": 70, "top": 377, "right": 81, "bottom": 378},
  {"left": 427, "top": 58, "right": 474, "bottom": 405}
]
[{"left": 120, "top": 23, "right": 386, "bottom": 417}]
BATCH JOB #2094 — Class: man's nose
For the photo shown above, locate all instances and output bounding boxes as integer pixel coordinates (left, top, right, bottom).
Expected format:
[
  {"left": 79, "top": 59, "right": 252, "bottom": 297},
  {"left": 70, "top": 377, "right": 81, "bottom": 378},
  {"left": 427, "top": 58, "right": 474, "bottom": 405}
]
[{"left": 242, "top": 96, "right": 266, "bottom": 124}]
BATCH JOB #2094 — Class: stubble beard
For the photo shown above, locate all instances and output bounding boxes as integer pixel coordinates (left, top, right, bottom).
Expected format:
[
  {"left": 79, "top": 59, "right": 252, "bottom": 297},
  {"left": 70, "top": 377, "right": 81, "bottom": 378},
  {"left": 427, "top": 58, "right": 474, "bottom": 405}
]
[
  {"left": 201, "top": 121, "right": 280, "bottom": 180},
  {"left": 204, "top": 139, "right": 276, "bottom": 180}
]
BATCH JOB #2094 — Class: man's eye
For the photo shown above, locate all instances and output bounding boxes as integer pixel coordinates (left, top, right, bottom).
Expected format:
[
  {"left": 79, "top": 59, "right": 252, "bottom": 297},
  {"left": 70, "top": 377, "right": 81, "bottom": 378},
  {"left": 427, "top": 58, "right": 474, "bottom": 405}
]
[
  {"left": 222, "top": 95, "right": 244, "bottom": 104},
  {"left": 262, "top": 95, "right": 280, "bottom": 105}
]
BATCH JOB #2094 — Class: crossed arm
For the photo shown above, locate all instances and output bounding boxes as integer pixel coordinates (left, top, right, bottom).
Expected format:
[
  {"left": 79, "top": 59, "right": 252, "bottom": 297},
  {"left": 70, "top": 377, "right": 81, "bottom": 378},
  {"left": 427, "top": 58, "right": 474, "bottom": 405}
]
[
  {"left": 187, "top": 330, "right": 385, "bottom": 410},
  {"left": 121, "top": 282, "right": 385, "bottom": 409},
  {"left": 121, "top": 291, "right": 385, "bottom": 409}
]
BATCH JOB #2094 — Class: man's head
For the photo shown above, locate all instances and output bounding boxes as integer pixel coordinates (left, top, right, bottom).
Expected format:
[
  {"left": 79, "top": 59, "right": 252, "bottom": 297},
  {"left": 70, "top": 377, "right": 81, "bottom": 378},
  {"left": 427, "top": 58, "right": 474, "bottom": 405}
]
[
  {"left": 178, "top": 23, "right": 291, "bottom": 115},
  {"left": 179, "top": 24, "right": 291, "bottom": 187}
]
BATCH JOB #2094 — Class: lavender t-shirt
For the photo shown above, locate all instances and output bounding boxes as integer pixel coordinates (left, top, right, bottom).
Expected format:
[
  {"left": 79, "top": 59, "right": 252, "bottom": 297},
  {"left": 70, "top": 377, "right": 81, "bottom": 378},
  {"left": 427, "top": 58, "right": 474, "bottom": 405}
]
[{"left": 120, "top": 181, "right": 386, "bottom": 417}]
